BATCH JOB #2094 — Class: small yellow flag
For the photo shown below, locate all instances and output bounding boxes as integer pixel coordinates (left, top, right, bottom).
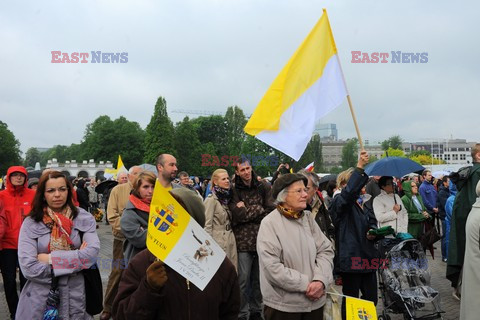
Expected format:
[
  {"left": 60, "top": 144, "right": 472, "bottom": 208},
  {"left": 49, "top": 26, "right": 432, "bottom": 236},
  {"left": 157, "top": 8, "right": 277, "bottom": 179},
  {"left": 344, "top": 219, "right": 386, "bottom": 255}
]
[
  {"left": 345, "top": 297, "right": 377, "bottom": 320},
  {"left": 146, "top": 181, "right": 191, "bottom": 260}
]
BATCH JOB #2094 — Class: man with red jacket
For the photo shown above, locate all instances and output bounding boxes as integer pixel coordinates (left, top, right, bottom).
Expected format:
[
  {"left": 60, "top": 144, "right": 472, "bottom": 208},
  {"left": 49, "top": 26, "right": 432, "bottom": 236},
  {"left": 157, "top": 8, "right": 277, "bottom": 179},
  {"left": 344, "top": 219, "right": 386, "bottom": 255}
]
[{"left": 0, "top": 166, "right": 36, "bottom": 319}]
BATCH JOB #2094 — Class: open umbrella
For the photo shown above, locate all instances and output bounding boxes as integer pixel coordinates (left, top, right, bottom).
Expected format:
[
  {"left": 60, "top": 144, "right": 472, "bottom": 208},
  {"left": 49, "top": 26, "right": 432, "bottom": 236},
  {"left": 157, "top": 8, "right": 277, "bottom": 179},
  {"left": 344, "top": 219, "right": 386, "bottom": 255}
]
[
  {"left": 95, "top": 180, "right": 118, "bottom": 194},
  {"left": 364, "top": 157, "right": 425, "bottom": 177}
]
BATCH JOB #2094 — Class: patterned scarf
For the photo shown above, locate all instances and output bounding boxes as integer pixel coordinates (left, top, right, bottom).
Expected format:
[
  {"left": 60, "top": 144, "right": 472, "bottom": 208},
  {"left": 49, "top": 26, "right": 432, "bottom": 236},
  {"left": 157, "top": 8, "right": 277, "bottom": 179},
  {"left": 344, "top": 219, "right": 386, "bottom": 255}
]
[
  {"left": 43, "top": 206, "right": 74, "bottom": 252},
  {"left": 277, "top": 204, "right": 303, "bottom": 219},
  {"left": 129, "top": 194, "right": 151, "bottom": 212},
  {"left": 213, "top": 186, "right": 231, "bottom": 205}
]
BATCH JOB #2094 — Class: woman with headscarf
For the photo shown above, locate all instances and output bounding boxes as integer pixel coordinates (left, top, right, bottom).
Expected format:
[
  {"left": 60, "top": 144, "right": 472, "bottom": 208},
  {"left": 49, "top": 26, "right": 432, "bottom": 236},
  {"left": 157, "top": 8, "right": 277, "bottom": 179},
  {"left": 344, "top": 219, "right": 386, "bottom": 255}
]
[
  {"left": 15, "top": 171, "right": 100, "bottom": 319},
  {"left": 204, "top": 168, "right": 237, "bottom": 269},
  {"left": 401, "top": 180, "right": 430, "bottom": 239},
  {"left": 120, "top": 171, "right": 156, "bottom": 264},
  {"left": 257, "top": 173, "right": 334, "bottom": 320}
]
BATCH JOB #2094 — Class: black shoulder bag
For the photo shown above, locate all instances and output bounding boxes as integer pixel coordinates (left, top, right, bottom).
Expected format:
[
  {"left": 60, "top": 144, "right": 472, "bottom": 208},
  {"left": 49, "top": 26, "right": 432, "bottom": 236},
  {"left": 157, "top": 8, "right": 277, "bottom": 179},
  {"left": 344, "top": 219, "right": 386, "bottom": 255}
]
[{"left": 79, "top": 231, "right": 103, "bottom": 315}]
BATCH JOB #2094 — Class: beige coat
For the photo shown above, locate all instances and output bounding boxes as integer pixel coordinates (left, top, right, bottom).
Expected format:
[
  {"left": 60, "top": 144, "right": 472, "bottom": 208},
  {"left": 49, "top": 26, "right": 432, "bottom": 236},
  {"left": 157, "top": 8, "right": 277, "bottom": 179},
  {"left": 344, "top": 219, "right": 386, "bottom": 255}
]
[
  {"left": 257, "top": 209, "right": 334, "bottom": 313},
  {"left": 204, "top": 193, "right": 238, "bottom": 270},
  {"left": 373, "top": 190, "right": 409, "bottom": 233},
  {"left": 107, "top": 182, "right": 132, "bottom": 240},
  {"left": 460, "top": 198, "right": 480, "bottom": 319}
]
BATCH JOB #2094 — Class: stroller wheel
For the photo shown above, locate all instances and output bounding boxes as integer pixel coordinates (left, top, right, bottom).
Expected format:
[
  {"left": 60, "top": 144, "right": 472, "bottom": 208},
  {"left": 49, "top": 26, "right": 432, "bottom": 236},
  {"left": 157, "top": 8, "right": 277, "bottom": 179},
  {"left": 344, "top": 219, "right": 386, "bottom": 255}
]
[{"left": 378, "top": 315, "right": 391, "bottom": 320}]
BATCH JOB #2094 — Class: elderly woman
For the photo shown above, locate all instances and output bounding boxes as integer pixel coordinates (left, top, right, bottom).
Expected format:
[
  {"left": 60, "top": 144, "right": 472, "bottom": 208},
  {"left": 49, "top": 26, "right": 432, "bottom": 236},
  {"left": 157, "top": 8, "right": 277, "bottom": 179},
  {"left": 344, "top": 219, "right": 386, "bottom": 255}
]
[
  {"left": 373, "top": 176, "right": 409, "bottom": 234},
  {"left": 121, "top": 171, "right": 155, "bottom": 264},
  {"left": 204, "top": 168, "right": 238, "bottom": 269},
  {"left": 329, "top": 151, "right": 379, "bottom": 320},
  {"left": 16, "top": 171, "right": 100, "bottom": 319},
  {"left": 257, "top": 173, "right": 334, "bottom": 320},
  {"left": 401, "top": 181, "right": 430, "bottom": 239}
]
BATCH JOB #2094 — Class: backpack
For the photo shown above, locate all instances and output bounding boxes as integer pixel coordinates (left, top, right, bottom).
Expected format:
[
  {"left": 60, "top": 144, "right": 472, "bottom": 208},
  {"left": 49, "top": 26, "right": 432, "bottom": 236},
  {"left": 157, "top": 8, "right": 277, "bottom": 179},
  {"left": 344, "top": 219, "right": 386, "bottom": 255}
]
[{"left": 449, "top": 166, "right": 472, "bottom": 191}]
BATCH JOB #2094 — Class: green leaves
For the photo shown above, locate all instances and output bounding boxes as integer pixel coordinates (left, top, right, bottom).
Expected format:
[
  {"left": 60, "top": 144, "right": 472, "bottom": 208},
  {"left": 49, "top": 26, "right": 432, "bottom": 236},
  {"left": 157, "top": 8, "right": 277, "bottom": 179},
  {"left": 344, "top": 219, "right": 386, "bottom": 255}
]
[{"left": 0, "top": 121, "right": 21, "bottom": 175}]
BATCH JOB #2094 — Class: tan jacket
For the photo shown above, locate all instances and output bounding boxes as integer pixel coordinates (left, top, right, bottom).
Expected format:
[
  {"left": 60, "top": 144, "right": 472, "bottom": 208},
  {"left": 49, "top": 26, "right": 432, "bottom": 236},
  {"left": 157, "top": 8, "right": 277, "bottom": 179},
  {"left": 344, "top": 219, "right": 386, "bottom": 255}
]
[
  {"left": 204, "top": 193, "right": 238, "bottom": 270},
  {"left": 107, "top": 182, "right": 132, "bottom": 240},
  {"left": 257, "top": 209, "right": 334, "bottom": 313}
]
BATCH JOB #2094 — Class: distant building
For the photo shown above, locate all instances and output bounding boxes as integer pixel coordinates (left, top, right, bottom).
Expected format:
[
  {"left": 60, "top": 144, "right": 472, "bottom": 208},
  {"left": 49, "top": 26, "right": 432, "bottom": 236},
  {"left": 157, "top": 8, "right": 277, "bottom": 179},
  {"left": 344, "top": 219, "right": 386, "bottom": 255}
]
[
  {"left": 402, "top": 139, "right": 476, "bottom": 165},
  {"left": 314, "top": 123, "right": 338, "bottom": 141},
  {"left": 45, "top": 158, "right": 114, "bottom": 180}
]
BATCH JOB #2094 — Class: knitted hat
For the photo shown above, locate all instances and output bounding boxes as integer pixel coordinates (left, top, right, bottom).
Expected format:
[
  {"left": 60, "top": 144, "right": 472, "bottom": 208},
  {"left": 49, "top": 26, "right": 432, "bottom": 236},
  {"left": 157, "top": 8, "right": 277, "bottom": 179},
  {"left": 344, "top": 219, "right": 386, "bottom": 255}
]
[
  {"left": 272, "top": 173, "right": 308, "bottom": 199},
  {"left": 169, "top": 188, "right": 206, "bottom": 227}
]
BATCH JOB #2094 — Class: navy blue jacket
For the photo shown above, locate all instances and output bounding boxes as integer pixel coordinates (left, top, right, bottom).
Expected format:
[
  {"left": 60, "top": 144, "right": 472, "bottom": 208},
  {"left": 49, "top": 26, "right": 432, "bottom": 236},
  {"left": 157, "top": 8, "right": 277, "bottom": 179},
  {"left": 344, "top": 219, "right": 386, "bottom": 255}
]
[{"left": 330, "top": 169, "right": 379, "bottom": 273}]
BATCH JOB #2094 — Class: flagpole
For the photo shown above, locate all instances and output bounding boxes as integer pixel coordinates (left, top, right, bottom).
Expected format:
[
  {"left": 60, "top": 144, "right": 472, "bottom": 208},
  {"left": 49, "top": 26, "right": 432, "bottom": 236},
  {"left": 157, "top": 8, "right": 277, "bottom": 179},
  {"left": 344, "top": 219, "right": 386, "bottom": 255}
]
[{"left": 332, "top": 41, "right": 365, "bottom": 151}]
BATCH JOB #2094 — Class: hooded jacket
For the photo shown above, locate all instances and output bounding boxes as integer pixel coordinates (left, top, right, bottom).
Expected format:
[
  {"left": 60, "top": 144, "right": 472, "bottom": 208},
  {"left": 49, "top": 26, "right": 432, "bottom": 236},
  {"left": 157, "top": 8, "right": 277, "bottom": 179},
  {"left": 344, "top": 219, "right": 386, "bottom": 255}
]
[
  {"left": 401, "top": 181, "right": 428, "bottom": 239},
  {"left": 0, "top": 199, "right": 6, "bottom": 250},
  {"left": 0, "top": 166, "right": 36, "bottom": 249}
]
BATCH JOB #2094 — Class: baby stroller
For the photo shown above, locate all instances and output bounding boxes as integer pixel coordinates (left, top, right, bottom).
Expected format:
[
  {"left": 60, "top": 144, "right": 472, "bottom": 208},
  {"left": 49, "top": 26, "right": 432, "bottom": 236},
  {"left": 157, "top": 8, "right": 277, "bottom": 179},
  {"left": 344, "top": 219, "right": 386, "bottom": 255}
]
[{"left": 376, "top": 238, "right": 444, "bottom": 320}]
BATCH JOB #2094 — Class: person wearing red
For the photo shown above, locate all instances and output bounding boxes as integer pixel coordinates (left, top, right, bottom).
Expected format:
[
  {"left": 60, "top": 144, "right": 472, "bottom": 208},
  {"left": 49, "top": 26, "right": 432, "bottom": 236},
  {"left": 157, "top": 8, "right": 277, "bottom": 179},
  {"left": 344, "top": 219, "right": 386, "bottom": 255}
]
[{"left": 0, "top": 166, "right": 36, "bottom": 319}]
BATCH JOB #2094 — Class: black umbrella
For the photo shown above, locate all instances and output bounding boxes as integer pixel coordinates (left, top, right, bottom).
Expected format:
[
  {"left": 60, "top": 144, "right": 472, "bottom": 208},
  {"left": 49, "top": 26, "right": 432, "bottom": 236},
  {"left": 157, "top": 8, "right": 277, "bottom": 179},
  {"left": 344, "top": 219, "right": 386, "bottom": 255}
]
[
  {"left": 43, "top": 273, "right": 60, "bottom": 320},
  {"left": 95, "top": 180, "right": 118, "bottom": 194},
  {"left": 319, "top": 174, "right": 337, "bottom": 185}
]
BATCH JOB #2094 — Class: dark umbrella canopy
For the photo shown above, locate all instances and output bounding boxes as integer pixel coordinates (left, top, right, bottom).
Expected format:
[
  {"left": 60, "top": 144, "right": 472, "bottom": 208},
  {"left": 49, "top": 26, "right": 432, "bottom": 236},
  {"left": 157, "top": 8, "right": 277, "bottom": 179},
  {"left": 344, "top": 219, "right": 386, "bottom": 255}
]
[
  {"left": 364, "top": 157, "right": 425, "bottom": 178},
  {"left": 319, "top": 174, "right": 337, "bottom": 185},
  {"left": 95, "top": 180, "right": 118, "bottom": 194}
]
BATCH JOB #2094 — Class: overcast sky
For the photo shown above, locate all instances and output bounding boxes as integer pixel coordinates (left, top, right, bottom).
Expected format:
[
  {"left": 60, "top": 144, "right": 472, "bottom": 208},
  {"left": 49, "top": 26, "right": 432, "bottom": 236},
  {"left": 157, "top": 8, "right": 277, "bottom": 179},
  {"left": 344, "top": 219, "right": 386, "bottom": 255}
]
[{"left": 1, "top": 0, "right": 478, "bottom": 155}]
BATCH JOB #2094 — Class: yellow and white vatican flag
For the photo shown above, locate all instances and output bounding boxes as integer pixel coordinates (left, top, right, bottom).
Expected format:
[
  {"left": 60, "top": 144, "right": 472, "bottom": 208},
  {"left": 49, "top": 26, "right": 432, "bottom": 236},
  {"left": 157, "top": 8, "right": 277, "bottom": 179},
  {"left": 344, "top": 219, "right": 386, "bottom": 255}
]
[
  {"left": 146, "top": 181, "right": 226, "bottom": 290},
  {"left": 245, "top": 9, "right": 348, "bottom": 161},
  {"left": 116, "top": 155, "right": 127, "bottom": 175}
]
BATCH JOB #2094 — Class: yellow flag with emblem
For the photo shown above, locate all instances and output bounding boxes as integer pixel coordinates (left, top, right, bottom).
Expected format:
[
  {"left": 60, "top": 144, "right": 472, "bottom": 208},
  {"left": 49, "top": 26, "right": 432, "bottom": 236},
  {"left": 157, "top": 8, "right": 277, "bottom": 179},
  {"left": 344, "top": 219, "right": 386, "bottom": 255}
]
[
  {"left": 345, "top": 297, "right": 377, "bottom": 320},
  {"left": 146, "top": 180, "right": 190, "bottom": 260},
  {"left": 146, "top": 181, "right": 226, "bottom": 290}
]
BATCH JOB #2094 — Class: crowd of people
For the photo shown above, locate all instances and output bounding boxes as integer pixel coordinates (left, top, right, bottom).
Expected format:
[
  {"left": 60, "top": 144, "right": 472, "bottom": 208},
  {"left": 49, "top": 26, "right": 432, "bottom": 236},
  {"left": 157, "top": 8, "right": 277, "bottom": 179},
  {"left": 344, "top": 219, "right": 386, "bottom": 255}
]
[{"left": 0, "top": 145, "right": 479, "bottom": 319}]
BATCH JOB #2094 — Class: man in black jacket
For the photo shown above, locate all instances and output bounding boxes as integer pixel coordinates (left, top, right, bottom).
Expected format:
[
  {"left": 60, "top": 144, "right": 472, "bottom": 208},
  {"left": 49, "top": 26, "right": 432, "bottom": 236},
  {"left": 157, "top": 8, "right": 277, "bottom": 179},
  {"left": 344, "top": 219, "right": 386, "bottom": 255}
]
[{"left": 229, "top": 159, "right": 275, "bottom": 320}]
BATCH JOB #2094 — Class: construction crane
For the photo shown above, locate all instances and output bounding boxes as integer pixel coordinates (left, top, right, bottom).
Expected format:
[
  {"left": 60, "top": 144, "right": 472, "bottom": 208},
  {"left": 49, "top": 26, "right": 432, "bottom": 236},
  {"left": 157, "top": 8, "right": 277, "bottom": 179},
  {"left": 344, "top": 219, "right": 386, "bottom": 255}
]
[{"left": 170, "top": 109, "right": 252, "bottom": 118}]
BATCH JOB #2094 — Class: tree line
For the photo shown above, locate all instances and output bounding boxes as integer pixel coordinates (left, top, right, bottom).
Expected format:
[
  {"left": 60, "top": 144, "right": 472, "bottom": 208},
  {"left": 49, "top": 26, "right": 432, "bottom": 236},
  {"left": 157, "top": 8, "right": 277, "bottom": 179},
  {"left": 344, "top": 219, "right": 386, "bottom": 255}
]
[
  {"left": 1, "top": 98, "right": 443, "bottom": 178},
  {"left": 3, "top": 97, "right": 324, "bottom": 178}
]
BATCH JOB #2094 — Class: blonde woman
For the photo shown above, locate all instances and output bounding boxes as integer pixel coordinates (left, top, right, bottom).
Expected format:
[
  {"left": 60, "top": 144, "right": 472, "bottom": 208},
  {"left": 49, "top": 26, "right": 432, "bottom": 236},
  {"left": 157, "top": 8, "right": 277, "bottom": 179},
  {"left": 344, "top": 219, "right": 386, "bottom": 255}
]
[{"left": 204, "top": 169, "right": 237, "bottom": 269}]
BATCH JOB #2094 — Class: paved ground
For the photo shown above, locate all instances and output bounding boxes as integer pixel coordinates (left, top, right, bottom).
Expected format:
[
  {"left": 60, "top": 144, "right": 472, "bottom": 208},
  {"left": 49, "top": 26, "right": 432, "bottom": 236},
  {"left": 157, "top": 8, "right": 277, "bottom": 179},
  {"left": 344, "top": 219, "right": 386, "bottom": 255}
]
[{"left": 1, "top": 222, "right": 460, "bottom": 319}]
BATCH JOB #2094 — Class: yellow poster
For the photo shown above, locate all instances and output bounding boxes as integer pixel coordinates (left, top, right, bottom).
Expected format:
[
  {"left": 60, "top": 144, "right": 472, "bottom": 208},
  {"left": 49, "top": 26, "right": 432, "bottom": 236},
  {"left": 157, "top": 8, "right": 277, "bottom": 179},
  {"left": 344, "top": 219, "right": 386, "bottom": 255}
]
[
  {"left": 345, "top": 297, "right": 377, "bottom": 320},
  {"left": 146, "top": 181, "right": 226, "bottom": 290}
]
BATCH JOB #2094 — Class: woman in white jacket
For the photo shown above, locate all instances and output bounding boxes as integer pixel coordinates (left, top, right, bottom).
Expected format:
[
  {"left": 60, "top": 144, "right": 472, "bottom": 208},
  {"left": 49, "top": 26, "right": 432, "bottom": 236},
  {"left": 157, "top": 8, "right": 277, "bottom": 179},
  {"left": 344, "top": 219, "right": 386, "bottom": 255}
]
[{"left": 373, "top": 176, "right": 408, "bottom": 234}]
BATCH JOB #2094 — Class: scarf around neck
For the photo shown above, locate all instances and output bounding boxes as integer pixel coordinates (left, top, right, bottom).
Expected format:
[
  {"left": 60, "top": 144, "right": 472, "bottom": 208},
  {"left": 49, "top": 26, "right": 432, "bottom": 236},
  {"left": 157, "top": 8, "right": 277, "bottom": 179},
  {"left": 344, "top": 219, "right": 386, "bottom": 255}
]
[
  {"left": 43, "top": 206, "right": 74, "bottom": 252},
  {"left": 277, "top": 204, "right": 303, "bottom": 219},
  {"left": 129, "top": 194, "right": 151, "bottom": 212},
  {"left": 213, "top": 185, "right": 231, "bottom": 205}
]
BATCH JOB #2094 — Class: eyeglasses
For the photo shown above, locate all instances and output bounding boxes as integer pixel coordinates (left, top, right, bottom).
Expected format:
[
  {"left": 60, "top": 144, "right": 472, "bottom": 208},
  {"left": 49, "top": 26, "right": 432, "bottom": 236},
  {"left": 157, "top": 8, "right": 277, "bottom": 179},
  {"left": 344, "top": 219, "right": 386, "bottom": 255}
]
[
  {"left": 45, "top": 187, "right": 68, "bottom": 194},
  {"left": 287, "top": 188, "right": 308, "bottom": 195}
]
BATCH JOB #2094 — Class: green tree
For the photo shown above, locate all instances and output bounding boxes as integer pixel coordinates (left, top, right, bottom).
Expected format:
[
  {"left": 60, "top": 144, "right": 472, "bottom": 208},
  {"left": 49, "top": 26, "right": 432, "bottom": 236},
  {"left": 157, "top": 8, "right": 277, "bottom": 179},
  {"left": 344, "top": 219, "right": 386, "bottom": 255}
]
[
  {"left": 341, "top": 138, "right": 359, "bottom": 169},
  {"left": 191, "top": 115, "right": 228, "bottom": 156},
  {"left": 381, "top": 135, "right": 403, "bottom": 151},
  {"left": 381, "top": 147, "right": 406, "bottom": 158},
  {"left": 24, "top": 147, "right": 41, "bottom": 168},
  {"left": 311, "top": 134, "right": 324, "bottom": 172},
  {"left": 82, "top": 115, "right": 145, "bottom": 166},
  {"left": 144, "top": 96, "right": 175, "bottom": 163},
  {"left": 174, "top": 117, "right": 201, "bottom": 175},
  {"left": 240, "top": 136, "right": 276, "bottom": 177},
  {"left": 0, "top": 121, "right": 21, "bottom": 175},
  {"left": 224, "top": 106, "right": 247, "bottom": 157}
]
